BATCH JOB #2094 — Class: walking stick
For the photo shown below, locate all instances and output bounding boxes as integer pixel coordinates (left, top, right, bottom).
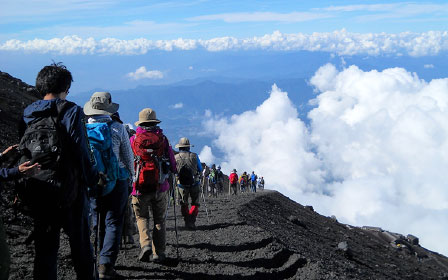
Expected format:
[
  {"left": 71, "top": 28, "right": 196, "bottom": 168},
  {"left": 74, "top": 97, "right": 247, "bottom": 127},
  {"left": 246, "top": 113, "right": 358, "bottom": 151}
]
[
  {"left": 228, "top": 179, "right": 231, "bottom": 196},
  {"left": 93, "top": 209, "right": 100, "bottom": 278},
  {"left": 171, "top": 176, "right": 180, "bottom": 259},
  {"left": 200, "top": 184, "right": 211, "bottom": 224}
]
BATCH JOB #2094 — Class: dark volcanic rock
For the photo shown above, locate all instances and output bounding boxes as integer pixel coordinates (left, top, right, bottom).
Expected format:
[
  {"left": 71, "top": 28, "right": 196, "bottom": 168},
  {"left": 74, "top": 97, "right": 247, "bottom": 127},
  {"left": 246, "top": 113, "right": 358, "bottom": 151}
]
[
  {"left": 0, "top": 71, "right": 38, "bottom": 148},
  {"left": 1, "top": 71, "right": 448, "bottom": 279}
]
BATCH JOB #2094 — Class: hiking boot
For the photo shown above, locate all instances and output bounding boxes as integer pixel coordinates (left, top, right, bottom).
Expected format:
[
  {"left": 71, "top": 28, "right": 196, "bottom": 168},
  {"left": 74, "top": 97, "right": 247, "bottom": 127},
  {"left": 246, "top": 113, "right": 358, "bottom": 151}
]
[
  {"left": 188, "top": 222, "right": 196, "bottom": 230},
  {"left": 138, "top": 245, "right": 151, "bottom": 262},
  {"left": 98, "top": 263, "right": 124, "bottom": 280},
  {"left": 152, "top": 253, "right": 166, "bottom": 263},
  {"left": 185, "top": 220, "right": 196, "bottom": 230}
]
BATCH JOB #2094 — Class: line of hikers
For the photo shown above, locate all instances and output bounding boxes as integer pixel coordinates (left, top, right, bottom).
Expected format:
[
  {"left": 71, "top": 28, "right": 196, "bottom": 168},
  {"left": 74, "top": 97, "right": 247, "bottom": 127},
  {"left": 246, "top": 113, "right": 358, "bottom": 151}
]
[
  {"left": 0, "top": 62, "right": 267, "bottom": 280},
  {"left": 202, "top": 166, "right": 265, "bottom": 197}
]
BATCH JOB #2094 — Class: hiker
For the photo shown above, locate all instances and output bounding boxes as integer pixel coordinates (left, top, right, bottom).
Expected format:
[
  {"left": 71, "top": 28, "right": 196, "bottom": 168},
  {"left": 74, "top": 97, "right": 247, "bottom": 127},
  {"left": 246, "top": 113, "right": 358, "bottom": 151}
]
[
  {"left": 130, "top": 108, "right": 177, "bottom": 263},
  {"left": 229, "top": 169, "right": 239, "bottom": 195},
  {"left": 201, "top": 165, "right": 210, "bottom": 196},
  {"left": 239, "top": 171, "right": 248, "bottom": 193},
  {"left": 208, "top": 164, "right": 218, "bottom": 197},
  {"left": 216, "top": 166, "right": 224, "bottom": 195},
  {"left": 114, "top": 114, "right": 137, "bottom": 246},
  {"left": 174, "top": 137, "right": 203, "bottom": 230},
  {"left": 18, "top": 63, "right": 99, "bottom": 280},
  {"left": 258, "top": 176, "right": 265, "bottom": 190},
  {"left": 84, "top": 91, "right": 134, "bottom": 279},
  {"left": 0, "top": 145, "right": 40, "bottom": 280},
  {"left": 250, "top": 171, "right": 258, "bottom": 193}
]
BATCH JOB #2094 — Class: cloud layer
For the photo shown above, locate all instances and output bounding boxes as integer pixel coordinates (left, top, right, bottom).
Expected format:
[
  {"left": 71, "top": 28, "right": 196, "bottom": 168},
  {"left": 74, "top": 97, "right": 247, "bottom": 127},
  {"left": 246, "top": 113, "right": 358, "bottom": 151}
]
[
  {"left": 2, "top": 30, "right": 448, "bottom": 56},
  {"left": 126, "top": 66, "right": 163, "bottom": 80},
  {"left": 202, "top": 64, "right": 448, "bottom": 256}
]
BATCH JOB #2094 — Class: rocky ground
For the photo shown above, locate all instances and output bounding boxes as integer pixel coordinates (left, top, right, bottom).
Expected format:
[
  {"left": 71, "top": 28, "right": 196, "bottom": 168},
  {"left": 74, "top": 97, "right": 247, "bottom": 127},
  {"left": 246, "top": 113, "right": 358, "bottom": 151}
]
[
  {"left": 3, "top": 190, "right": 448, "bottom": 279},
  {"left": 2, "top": 70, "right": 448, "bottom": 279}
]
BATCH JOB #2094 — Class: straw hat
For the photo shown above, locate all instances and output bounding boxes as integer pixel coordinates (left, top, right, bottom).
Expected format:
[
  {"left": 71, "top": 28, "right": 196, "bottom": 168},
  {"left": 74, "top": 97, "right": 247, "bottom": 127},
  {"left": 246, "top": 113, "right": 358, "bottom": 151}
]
[
  {"left": 83, "top": 92, "right": 119, "bottom": 116},
  {"left": 134, "top": 108, "right": 161, "bottom": 126},
  {"left": 175, "top": 137, "right": 194, "bottom": 148}
]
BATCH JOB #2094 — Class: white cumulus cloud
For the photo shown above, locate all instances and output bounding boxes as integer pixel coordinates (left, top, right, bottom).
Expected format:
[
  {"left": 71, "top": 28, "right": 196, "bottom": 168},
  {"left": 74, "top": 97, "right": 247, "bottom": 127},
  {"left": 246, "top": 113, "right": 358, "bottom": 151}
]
[
  {"left": 2, "top": 30, "right": 448, "bottom": 56},
  {"left": 170, "top": 103, "right": 183, "bottom": 109},
  {"left": 199, "top": 145, "right": 215, "bottom": 166},
  {"left": 203, "top": 84, "right": 325, "bottom": 193},
  {"left": 424, "top": 64, "right": 435, "bottom": 69},
  {"left": 126, "top": 66, "right": 163, "bottom": 80},
  {"left": 202, "top": 66, "right": 448, "bottom": 256}
]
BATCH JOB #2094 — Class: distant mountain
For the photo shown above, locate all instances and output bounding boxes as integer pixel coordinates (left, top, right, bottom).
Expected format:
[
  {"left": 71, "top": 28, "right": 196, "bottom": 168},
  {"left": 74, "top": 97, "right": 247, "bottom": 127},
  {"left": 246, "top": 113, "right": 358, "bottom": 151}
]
[{"left": 69, "top": 77, "right": 315, "bottom": 155}]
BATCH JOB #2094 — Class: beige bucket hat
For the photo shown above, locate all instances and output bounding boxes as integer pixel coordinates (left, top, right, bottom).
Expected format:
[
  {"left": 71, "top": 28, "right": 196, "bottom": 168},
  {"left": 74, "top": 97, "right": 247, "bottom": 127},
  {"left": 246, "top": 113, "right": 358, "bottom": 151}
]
[
  {"left": 134, "top": 108, "right": 161, "bottom": 126},
  {"left": 83, "top": 91, "right": 119, "bottom": 116},
  {"left": 175, "top": 137, "right": 194, "bottom": 148}
]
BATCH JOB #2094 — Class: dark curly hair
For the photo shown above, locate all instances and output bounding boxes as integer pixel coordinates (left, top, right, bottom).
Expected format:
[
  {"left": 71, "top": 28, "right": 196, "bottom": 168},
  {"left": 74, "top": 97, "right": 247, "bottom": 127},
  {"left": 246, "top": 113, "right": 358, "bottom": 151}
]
[{"left": 35, "top": 62, "right": 73, "bottom": 97}]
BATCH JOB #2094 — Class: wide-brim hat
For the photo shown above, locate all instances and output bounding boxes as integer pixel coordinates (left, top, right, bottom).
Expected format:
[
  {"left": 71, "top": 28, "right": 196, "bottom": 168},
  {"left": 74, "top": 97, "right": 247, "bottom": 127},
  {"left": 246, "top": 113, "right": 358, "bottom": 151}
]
[
  {"left": 175, "top": 137, "right": 194, "bottom": 148},
  {"left": 232, "top": 169, "right": 237, "bottom": 173},
  {"left": 84, "top": 91, "right": 119, "bottom": 116},
  {"left": 134, "top": 108, "right": 161, "bottom": 126}
]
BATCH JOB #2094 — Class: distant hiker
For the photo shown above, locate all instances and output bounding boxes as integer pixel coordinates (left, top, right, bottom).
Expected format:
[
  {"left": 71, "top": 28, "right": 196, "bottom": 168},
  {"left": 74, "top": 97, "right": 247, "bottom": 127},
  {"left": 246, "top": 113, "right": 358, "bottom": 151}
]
[
  {"left": 201, "top": 164, "right": 210, "bottom": 196},
  {"left": 174, "top": 137, "right": 203, "bottom": 230},
  {"left": 250, "top": 171, "right": 258, "bottom": 193},
  {"left": 130, "top": 108, "right": 177, "bottom": 263},
  {"left": 17, "top": 63, "right": 99, "bottom": 280},
  {"left": 239, "top": 171, "right": 249, "bottom": 193},
  {"left": 216, "top": 166, "right": 224, "bottom": 195},
  {"left": 229, "top": 169, "right": 239, "bottom": 195},
  {"left": 258, "top": 176, "right": 265, "bottom": 190},
  {"left": 0, "top": 144, "right": 40, "bottom": 280},
  {"left": 208, "top": 164, "right": 218, "bottom": 197},
  {"left": 84, "top": 91, "right": 134, "bottom": 279}
]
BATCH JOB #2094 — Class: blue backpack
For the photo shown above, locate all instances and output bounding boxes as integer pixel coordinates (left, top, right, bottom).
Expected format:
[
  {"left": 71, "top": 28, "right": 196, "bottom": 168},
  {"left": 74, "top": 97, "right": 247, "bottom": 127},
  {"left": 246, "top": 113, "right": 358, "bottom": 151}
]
[
  {"left": 86, "top": 122, "right": 119, "bottom": 196},
  {"left": 251, "top": 174, "right": 257, "bottom": 181}
]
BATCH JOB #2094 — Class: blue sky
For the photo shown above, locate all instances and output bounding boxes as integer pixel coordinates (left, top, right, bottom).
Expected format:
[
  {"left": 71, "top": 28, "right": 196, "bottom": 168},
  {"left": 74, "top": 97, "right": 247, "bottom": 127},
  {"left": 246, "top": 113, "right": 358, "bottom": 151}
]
[{"left": 1, "top": 0, "right": 448, "bottom": 41}]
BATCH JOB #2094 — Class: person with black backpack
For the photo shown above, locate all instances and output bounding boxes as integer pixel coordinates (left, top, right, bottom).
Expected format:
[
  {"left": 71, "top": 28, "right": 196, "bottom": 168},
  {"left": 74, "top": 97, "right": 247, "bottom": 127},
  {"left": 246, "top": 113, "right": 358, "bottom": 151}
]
[
  {"left": 84, "top": 91, "right": 134, "bottom": 279},
  {"left": 130, "top": 108, "right": 177, "bottom": 263},
  {"left": 18, "top": 63, "right": 99, "bottom": 280},
  {"left": 174, "top": 137, "right": 203, "bottom": 230}
]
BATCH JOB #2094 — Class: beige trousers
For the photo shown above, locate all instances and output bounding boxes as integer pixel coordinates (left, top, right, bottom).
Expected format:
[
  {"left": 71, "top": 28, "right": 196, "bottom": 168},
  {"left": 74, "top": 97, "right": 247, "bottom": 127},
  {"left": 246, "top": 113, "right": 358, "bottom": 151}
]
[{"left": 131, "top": 191, "right": 168, "bottom": 256}]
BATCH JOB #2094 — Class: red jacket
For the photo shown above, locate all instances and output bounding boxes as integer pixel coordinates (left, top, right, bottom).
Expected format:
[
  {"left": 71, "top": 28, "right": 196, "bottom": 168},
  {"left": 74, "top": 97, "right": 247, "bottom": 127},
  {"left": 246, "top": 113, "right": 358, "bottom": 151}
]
[{"left": 229, "top": 172, "right": 238, "bottom": 184}]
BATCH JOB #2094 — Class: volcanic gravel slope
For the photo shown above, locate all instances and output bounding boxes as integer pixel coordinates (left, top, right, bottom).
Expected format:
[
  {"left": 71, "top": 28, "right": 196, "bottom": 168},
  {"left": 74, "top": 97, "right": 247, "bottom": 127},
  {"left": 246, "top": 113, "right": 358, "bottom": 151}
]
[{"left": 5, "top": 190, "right": 448, "bottom": 279}]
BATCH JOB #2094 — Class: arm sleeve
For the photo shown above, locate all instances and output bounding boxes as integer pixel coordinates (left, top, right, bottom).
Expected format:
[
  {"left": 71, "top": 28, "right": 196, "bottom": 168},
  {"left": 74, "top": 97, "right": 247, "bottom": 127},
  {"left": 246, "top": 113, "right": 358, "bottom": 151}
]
[
  {"left": 63, "top": 105, "right": 98, "bottom": 187},
  {"left": 118, "top": 123, "right": 135, "bottom": 178},
  {"left": 0, "top": 167, "right": 19, "bottom": 182},
  {"left": 165, "top": 138, "right": 177, "bottom": 173},
  {"left": 196, "top": 155, "right": 203, "bottom": 173}
]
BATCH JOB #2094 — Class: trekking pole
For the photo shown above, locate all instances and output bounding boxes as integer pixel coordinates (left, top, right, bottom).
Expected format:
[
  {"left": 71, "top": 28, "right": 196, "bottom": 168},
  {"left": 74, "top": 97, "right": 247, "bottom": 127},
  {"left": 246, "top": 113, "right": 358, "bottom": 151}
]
[
  {"left": 94, "top": 209, "right": 101, "bottom": 272},
  {"left": 171, "top": 175, "right": 180, "bottom": 259},
  {"left": 200, "top": 184, "right": 211, "bottom": 224},
  {"left": 228, "top": 179, "right": 231, "bottom": 196}
]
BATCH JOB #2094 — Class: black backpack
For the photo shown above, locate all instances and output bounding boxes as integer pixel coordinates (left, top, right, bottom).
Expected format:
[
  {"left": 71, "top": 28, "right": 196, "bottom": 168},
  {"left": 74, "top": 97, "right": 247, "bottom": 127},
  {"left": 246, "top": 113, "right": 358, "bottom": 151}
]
[
  {"left": 176, "top": 152, "right": 197, "bottom": 186},
  {"left": 16, "top": 100, "right": 78, "bottom": 212}
]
